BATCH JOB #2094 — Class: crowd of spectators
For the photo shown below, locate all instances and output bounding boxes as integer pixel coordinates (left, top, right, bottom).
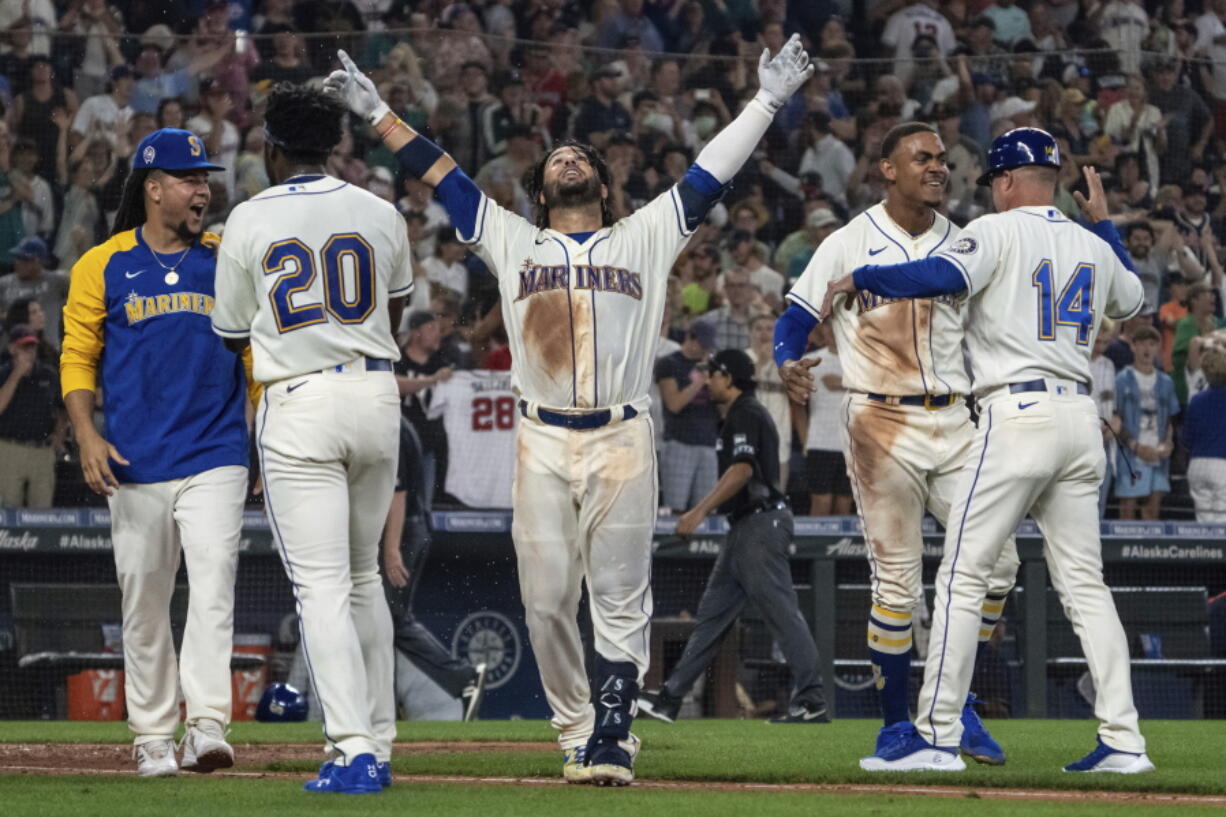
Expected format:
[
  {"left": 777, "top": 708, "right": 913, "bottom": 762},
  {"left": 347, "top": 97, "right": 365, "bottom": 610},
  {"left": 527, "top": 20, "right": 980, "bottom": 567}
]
[{"left": 3, "top": 1, "right": 1226, "bottom": 519}]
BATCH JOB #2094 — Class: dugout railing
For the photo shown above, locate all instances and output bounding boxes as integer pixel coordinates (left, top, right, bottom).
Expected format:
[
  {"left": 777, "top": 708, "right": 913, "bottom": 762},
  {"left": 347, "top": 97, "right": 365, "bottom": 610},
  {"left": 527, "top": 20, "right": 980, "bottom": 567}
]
[{"left": 0, "top": 509, "right": 1223, "bottom": 720}]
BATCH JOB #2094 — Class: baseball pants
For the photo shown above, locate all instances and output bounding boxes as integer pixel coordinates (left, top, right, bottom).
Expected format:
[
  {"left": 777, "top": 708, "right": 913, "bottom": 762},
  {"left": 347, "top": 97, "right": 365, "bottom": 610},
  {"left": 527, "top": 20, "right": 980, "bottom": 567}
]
[
  {"left": 258, "top": 364, "right": 400, "bottom": 763},
  {"left": 661, "top": 508, "right": 822, "bottom": 710},
  {"left": 840, "top": 394, "right": 1020, "bottom": 614},
  {"left": 511, "top": 413, "right": 656, "bottom": 749},
  {"left": 109, "top": 464, "right": 247, "bottom": 744},
  {"left": 916, "top": 384, "right": 1144, "bottom": 753},
  {"left": 1188, "top": 457, "right": 1226, "bottom": 522}
]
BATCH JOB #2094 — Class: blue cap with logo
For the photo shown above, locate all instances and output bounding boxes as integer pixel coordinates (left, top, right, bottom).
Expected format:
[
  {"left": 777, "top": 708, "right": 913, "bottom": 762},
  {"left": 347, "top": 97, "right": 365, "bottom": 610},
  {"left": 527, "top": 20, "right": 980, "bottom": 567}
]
[
  {"left": 133, "top": 128, "right": 224, "bottom": 172},
  {"left": 977, "top": 127, "right": 1060, "bottom": 186}
]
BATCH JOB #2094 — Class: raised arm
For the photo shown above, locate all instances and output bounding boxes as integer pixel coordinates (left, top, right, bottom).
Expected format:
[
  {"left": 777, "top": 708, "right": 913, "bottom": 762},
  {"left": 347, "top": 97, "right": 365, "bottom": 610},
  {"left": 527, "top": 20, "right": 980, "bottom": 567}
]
[{"left": 325, "top": 50, "right": 481, "bottom": 237}]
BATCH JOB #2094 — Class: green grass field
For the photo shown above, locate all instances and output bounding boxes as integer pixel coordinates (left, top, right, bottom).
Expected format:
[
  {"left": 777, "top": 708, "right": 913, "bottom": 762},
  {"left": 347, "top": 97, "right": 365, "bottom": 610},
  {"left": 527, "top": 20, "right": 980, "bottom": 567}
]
[{"left": 2, "top": 719, "right": 1224, "bottom": 816}]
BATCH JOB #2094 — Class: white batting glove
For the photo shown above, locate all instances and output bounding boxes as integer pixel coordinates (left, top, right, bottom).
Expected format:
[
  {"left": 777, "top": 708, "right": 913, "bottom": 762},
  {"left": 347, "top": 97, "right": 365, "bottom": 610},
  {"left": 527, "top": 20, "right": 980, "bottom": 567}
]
[
  {"left": 755, "top": 33, "right": 815, "bottom": 115},
  {"left": 324, "top": 49, "right": 391, "bottom": 126}
]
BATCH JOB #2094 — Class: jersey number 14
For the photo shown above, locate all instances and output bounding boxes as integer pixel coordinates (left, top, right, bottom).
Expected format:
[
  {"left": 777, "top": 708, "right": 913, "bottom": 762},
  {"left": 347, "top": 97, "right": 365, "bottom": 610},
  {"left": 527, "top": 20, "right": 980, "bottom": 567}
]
[
  {"left": 263, "top": 234, "right": 375, "bottom": 333},
  {"left": 1031, "top": 260, "right": 1095, "bottom": 346}
]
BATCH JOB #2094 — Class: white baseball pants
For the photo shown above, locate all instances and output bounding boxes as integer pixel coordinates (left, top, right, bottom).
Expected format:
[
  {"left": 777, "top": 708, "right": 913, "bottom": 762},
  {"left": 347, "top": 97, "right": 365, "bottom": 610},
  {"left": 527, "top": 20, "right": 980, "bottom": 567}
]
[
  {"left": 109, "top": 464, "right": 247, "bottom": 744},
  {"left": 1188, "top": 457, "right": 1226, "bottom": 522},
  {"left": 511, "top": 413, "right": 656, "bottom": 749},
  {"left": 916, "top": 385, "right": 1145, "bottom": 753},
  {"left": 257, "top": 365, "right": 400, "bottom": 763}
]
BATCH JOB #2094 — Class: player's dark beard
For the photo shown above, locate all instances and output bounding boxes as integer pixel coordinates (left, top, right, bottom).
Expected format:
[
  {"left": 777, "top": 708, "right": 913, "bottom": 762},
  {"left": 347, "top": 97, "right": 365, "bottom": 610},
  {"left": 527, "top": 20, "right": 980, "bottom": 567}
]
[
  {"left": 544, "top": 173, "right": 601, "bottom": 211},
  {"left": 173, "top": 220, "right": 202, "bottom": 244}
]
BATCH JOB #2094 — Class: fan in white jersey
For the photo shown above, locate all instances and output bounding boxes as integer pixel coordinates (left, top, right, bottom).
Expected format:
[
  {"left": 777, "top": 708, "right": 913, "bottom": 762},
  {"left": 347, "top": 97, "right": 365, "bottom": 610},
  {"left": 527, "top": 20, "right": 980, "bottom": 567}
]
[
  {"left": 773, "top": 122, "right": 1016, "bottom": 768},
  {"left": 210, "top": 84, "right": 413, "bottom": 794},
  {"left": 324, "top": 40, "right": 815, "bottom": 785},
  {"left": 427, "top": 369, "right": 518, "bottom": 508},
  {"left": 821, "top": 129, "right": 1153, "bottom": 774}
]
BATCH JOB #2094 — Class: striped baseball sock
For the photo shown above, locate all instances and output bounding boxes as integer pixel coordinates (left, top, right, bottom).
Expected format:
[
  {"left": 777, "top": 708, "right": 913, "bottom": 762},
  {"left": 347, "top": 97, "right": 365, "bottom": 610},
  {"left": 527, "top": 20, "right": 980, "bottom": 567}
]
[
  {"left": 975, "top": 593, "right": 1008, "bottom": 665},
  {"left": 868, "top": 605, "right": 913, "bottom": 725}
]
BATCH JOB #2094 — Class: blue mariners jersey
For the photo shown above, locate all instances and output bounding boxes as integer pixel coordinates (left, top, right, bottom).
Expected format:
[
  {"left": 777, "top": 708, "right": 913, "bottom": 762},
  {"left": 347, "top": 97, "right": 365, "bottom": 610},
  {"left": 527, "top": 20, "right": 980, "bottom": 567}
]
[{"left": 61, "top": 227, "right": 249, "bottom": 483}]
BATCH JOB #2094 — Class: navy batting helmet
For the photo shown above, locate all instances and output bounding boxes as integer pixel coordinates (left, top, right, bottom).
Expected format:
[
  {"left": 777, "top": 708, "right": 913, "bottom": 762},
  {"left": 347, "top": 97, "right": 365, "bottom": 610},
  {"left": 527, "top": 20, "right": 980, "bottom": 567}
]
[
  {"left": 977, "top": 127, "right": 1061, "bottom": 186},
  {"left": 255, "top": 682, "right": 308, "bottom": 722}
]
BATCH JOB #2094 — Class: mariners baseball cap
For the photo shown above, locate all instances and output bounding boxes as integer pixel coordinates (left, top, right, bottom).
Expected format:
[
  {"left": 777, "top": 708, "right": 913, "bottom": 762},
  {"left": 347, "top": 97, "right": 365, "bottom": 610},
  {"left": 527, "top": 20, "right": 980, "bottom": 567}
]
[
  {"left": 7, "top": 323, "right": 38, "bottom": 346},
  {"left": 711, "top": 348, "right": 756, "bottom": 387},
  {"left": 689, "top": 320, "right": 717, "bottom": 351},
  {"left": 133, "top": 128, "right": 224, "bottom": 172},
  {"left": 10, "top": 236, "right": 47, "bottom": 260}
]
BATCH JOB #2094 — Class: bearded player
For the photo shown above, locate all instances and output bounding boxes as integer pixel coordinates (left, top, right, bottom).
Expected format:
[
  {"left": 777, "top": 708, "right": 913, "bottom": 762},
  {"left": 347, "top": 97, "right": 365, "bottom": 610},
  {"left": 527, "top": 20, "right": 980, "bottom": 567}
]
[
  {"left": 773, "top": 123, "right": 1018, "bottom": 766},
  {"left": 325, "top": 39, "right": 814, "bottom": 785}
]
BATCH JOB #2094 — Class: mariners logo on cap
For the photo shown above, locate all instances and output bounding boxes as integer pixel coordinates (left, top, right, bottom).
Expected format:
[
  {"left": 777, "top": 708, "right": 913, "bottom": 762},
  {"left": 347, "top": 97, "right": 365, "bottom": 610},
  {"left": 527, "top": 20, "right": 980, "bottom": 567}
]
[{"left": 143, "top": 146, "right": 156, "bottom": 165}]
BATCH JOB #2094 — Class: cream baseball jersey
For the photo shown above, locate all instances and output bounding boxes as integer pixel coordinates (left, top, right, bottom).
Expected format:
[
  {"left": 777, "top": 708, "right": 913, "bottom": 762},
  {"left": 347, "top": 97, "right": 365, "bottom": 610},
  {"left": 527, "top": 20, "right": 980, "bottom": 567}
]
[
  {"left": 211, "top": 175, "right": 413, "bottom": 382},
  {"left": 936, "top": 206, "right": 1145, "bottom": 393},
  {"left": 459, "top": 188, "right": 692, "bottom": 410},
  {"left": 787, "top": 203, "right": 968, "bottom": 396},
  {"left": 428, "top": 370, "right": 517, "bottom": 508}
]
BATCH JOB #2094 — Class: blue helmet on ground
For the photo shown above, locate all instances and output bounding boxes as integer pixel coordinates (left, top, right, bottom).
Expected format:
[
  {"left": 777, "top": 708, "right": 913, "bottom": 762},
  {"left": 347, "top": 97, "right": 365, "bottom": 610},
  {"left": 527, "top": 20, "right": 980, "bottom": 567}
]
[
  {"left": 256, "top": 682, "right": 308, "bottom": 722},
  {"left": 977, "top": 127, "right": 1061, "bottom": 186}
]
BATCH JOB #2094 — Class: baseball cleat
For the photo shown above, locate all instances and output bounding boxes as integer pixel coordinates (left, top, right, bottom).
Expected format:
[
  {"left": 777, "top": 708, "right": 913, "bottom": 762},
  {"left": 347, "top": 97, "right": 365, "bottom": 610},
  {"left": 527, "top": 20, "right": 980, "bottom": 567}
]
[
  {"left": 377, "top": 761, "right": 392, "bottom": 788},
  {"left": 860, "top": 723, "right": 965, "bottom": 772},
  {"left": 304, "top": 753, "right": 382, "bottom": 793},
  {"left": 1063, "top": 737, "right": 1155, "bottom": 774},
  {"left": 179, "top": 718, "right": 234, "bottom": 773},
  {"left": 637, "top": 689, "right": 681, "bottom": 723},
  {"left": 462, "top": 663, "right": 487, "bottom": 722},
  {"left": 768, "top": 700, "right": 830, "bottom": 723},
  {"left": 134, "top": 739, "right": 179, "bottom": 777},
  {"left": 562, "top": 744, "right": 592, "bottom": 784},
  {"left": 959, "top": 693, "right": 1006, "bottom": 765},
  {"left": 873, "top": 720, "right": 918, "bottom": 755},
  {"left": 586, "top": 739, "right": 634, "bottom": 786}
]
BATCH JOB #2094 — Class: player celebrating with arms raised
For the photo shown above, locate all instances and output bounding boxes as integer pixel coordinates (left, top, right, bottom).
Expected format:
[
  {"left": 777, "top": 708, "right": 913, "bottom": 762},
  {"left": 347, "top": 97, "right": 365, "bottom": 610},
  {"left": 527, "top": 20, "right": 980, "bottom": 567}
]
[
  {"left": 211, "top": 85, "right": 413, "bottom": 794},
  {"left": 60, "top": 129, "right": 249, "bottom": 777},
  {"left": 325, "top": 39, "right": 814, "bottom": 785},
  {"left": 821, "top": 129, "right": 1153, "bottom": 773},
  {"left": 773, "top": 122, "right": 1017, "bottom": 767}
]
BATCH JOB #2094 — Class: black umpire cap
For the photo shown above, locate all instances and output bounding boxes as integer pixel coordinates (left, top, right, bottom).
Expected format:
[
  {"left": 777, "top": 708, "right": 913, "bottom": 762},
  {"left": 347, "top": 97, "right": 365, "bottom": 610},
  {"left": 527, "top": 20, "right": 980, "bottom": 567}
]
[{"left": 711, "top": 349, "right": 756, "bottom": 390}]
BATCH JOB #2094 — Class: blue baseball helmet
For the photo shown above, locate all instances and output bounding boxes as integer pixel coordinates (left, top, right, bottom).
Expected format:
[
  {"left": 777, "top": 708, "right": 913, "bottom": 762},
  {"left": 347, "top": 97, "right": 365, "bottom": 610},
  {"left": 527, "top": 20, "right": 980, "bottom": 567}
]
[
  {"left": 977, "top": 127, "right": 1061, "bottom": 186},
  {"left": 255, "top": 682, "right": 308, "bottom": 722}
]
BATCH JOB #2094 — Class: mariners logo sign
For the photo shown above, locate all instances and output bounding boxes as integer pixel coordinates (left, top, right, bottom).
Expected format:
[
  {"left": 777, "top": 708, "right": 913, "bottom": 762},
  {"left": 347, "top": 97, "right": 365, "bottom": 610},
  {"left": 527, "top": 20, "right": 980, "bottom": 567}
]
[{"left": 452, "top": 610, "right": 521, "bottom": 689}]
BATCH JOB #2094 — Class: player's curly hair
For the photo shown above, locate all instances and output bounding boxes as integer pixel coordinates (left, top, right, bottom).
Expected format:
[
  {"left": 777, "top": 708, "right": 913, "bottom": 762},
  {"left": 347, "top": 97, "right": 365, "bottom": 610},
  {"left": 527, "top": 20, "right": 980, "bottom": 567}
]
[
  {"left": 264, "top": 82, "right": 347, "bottom": 163},
  {"left": 526, "top": 139, "right": 614, "bottom": 230}
]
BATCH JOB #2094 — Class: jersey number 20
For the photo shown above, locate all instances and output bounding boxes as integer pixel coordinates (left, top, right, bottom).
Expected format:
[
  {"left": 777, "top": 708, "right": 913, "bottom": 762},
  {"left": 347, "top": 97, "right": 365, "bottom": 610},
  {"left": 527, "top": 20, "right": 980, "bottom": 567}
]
[
  {"left": 263, "top": 234, "right": 375, "bottom": 333},
  {"left": 1031, "top": 260, "right": 1095, "bottom": 346}
]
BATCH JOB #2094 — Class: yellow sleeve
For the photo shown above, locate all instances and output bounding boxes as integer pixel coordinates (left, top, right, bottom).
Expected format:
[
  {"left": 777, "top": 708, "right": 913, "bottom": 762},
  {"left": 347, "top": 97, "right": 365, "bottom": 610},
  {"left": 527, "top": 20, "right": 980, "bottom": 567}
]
[
  {"left": 242, "top": 344, "right": 264, "bottom": 410},
  {"left": 60, "top": 245, "right": 110, "bottom": 397}
]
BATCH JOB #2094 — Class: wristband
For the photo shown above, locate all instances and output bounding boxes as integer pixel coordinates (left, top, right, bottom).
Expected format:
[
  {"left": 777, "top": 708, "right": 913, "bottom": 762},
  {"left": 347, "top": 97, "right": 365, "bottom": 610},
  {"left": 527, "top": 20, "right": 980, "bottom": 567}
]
[{"left": 376, "top": 115, "right": 402, "bottom": 140}]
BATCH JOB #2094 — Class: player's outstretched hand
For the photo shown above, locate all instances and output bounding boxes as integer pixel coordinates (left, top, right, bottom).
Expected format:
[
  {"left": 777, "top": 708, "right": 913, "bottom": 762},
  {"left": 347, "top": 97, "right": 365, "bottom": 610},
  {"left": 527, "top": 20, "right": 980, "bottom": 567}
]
[
  {"left": 77, "top": 429, "right": 128, "bottom": 496},
  {"left": 1073, "top": 165, "right": 1110, "bottom": 224},
  {"left": 779, "top": 357, "right": 820, "bottom": 405},
  {"left": 756, "top": 33, "right": 815, "bottom": 114},
  {"left": 819, "top": 272, "right": 859, "bottom": 321},
  {"left": 324, "top": 50, "right": 391, "bottom": 126}
]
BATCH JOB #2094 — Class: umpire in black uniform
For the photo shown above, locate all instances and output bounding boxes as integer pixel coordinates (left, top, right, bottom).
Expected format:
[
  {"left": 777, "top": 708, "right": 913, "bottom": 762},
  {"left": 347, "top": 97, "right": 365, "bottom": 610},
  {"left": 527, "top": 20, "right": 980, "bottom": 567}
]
[{"left": 638, "top": 349, "right": 828, "bottom": 724}]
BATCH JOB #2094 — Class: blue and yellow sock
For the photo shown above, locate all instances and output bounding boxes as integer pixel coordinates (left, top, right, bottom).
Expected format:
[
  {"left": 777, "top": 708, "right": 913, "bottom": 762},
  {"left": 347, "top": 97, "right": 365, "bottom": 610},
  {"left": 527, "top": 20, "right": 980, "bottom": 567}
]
[
  {"left": 975, "top": 593, "right": 1007, "bottom": 666},
  {"left": 868, "top": 605, "right": 913, "bottom": 725}
]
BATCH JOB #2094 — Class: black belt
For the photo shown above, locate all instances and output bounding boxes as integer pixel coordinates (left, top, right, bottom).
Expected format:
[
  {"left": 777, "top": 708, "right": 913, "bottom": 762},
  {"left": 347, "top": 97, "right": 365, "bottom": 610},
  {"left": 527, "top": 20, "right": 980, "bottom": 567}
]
[
  {"left": 865, "top": 392, "right": 961, "bottom": 409},
  {"left": 727, "top": 499, "right": 789, "bottom": 526},
  {"left": 1008, "top": 378, "right": 1089, "bottom": 396},
  {"left": 520, "top": 400, "right": 638, "bottom": 431}
]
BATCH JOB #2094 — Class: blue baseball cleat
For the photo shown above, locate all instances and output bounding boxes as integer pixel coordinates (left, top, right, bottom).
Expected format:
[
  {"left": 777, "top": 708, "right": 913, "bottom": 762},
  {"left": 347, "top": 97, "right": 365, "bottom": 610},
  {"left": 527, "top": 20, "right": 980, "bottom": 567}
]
[
  {"left": 960, "top": 693, "right": 1006, "bottom": 765},
  {"left": 377, "top": 761, "right": 392, "bottom": 788},
  {"left": 861, "top": 723, "right": 966, "bottom": 772},
  {"left": 303, "top": 753, "right": 382, "bottom": 794},
  {"left": 1063, "top": 737, "right": 1155, "bottom": 774}
]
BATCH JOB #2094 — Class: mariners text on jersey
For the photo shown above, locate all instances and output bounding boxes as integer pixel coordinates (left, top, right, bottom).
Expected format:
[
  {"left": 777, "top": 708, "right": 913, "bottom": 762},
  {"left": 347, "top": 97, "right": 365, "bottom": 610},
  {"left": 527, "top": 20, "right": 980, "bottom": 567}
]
[
  {"left": 515, "top": 260, "right": 644, "bottom": 302},
  {"left": 60, "top": 228, "right": 249, "bottom": 484}
]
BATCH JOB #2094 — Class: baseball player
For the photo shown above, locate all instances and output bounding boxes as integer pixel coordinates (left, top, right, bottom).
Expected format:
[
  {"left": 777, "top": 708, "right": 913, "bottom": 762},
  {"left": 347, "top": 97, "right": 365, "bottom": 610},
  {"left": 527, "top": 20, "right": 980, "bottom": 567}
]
[
  {"left": 774, "top": 122, "right": 1015, "bottom": 766},
  {"left": 210, "top": 84, "right": 412, "bottom": 794},
  {"left": 820, "top": 128, "right": 1153, "bottom": 773},
  {"left": 325, "top": 38, "right": 815, "bottom": 785},
  {"left": 60, "top": 129, "right": 249, "bottom": 777},
  {"left": 638, "top": 348, "right": 828, "bottom": 725}
]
